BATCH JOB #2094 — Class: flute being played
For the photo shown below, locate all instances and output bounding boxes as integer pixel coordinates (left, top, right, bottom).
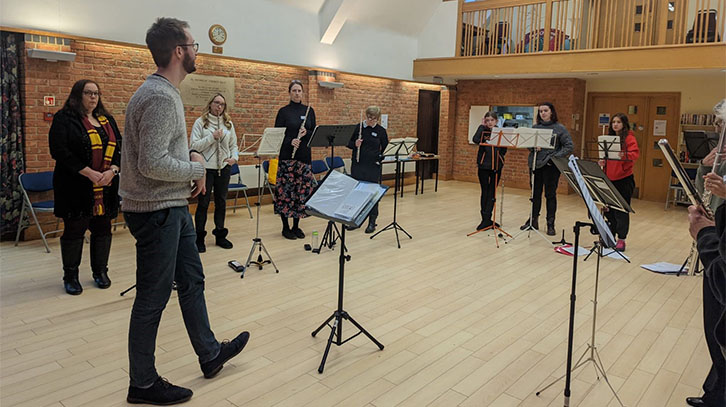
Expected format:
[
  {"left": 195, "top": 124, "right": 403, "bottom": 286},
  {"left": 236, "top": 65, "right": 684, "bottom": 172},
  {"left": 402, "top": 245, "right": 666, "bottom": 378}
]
[
  {"left": 291, "top": 104, "right": 311, "bottom": 159},
  {"left": 356, "top": 110, "right": 363, "bottom": 162}
]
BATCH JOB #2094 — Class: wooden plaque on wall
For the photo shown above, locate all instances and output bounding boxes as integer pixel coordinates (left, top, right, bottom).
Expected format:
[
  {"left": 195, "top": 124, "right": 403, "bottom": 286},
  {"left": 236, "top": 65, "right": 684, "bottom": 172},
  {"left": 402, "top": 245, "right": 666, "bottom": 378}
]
[{"left": 179, "top": 74, "right": 235, "bottom": 108}]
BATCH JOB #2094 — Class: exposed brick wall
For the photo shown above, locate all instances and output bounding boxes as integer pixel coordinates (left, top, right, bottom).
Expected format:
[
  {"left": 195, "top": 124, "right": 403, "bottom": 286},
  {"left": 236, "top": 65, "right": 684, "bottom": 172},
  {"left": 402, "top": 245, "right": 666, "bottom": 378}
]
[
  {"left": 453, "top": 79, "right": 586, "bottom": 191},
  {"left": 17, "top": 36, "right": 451, "bottom": 240}
]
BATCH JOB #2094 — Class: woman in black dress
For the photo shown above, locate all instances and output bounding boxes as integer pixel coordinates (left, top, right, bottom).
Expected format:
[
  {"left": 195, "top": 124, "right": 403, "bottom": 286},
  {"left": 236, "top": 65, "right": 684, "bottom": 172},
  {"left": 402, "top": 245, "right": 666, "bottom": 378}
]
[
  {"left": 347, "top": 106, "right": 388, "bottom": 233},
  {"left": 273, "top": 80, "right": 316, "bottom": 240},
  {"left": 49, "top": 79, "right": 121, "bottom": 295}
]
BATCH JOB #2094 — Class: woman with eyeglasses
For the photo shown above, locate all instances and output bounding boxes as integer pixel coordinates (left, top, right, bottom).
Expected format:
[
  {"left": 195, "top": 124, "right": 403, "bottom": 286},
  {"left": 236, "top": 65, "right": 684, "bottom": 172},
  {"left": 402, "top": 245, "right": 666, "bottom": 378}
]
[
  {"left": 49, "top": 79, "right": 121, "bottom": 295},
  {"left": 273, "top": 79, "right": 316, "bottom": 240},
  {"left": 347, "top": 106, "right": 388, "bottom": 233},
  {"left": 520, "top": 102, "right": 574, "bottom": 236},
  {"left": 190, "top": 93, "right": 238, "bottom": 252}
]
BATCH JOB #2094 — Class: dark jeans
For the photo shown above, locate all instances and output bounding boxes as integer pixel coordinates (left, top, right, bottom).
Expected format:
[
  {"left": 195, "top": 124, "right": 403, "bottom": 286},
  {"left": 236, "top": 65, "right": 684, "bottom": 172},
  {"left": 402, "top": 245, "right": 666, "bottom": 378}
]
[
  {"left": 478, "top": 168, "right": 501, "bottom": 221},
  {"left": 531, "top": 163, "right": 560, "bottom": 222},
  {"left": 368, "top": 202, "right": 379, "bottom": 223},
  {"left": 604, "top": 175, "right": 635, "bottom": 240},
  {"left": 61, "top": 216, "right": 111, "bottom": 240},
  {"left": 124, "top": 207, "right": 220, "bottom": 388},
  {"left": 702, "top": 274, "right": 726, "bottom": 406},
  {"left": 195, "top": 167, "right": 231, "bottom": 232}
]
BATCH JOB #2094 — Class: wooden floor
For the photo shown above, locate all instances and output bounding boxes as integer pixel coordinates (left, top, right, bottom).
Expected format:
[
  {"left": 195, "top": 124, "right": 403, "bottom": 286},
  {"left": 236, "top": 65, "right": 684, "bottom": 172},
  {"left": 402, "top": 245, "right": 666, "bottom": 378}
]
[{"left": 0, "top": 181, "right": 708, "bottom": 407}]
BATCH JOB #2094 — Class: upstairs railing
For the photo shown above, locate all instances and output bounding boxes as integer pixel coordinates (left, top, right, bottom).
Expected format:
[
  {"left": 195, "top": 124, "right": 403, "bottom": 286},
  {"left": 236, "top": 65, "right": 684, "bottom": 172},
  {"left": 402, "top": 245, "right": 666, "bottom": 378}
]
[{"left": 458, "top": 0, "right": 725, "bottom": 57}]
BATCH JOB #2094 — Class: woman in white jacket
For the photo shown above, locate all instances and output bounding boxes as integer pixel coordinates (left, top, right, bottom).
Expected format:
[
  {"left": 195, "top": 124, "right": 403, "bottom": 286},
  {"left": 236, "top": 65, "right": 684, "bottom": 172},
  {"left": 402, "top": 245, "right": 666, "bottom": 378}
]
[{"left": 190, "top": 93, "right": 238, "bottom": 252}]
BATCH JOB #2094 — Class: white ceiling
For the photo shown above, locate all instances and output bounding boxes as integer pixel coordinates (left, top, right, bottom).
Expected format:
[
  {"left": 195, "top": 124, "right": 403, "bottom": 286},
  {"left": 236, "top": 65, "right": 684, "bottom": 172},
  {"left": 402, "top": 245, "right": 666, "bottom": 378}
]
[{"left": 268, "top": 0, "right": 444, "bottom": 37}]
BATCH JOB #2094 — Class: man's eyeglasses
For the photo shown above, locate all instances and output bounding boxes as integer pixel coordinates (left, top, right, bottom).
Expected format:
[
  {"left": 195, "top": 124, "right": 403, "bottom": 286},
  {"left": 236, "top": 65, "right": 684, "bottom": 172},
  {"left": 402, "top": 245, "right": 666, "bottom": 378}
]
[
  {"left": 83, "top": 90, "right": 101, "bottom": 97},
  {"left": 178, "top": 43, "right": 199, "bottom": 52}
]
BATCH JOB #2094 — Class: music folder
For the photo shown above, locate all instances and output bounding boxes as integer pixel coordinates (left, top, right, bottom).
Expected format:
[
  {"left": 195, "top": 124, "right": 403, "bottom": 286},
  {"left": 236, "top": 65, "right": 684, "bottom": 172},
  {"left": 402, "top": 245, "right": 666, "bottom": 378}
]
[{"left": 306, "top": 170, "right": 388, "bottom": 228}]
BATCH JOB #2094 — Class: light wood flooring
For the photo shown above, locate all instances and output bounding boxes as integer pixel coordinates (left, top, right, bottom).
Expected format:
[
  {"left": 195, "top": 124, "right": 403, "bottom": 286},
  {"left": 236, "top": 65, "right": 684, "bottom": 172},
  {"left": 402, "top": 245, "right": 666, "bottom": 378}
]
[{"left": 0, "top": 181, "right": 709, "bottom": 407}]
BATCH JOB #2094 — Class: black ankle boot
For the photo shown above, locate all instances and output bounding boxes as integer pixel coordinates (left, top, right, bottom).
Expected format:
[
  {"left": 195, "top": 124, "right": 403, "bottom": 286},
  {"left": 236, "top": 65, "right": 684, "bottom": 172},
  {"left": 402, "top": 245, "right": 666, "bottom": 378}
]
[
  {"left": 546, "top": 219, "right": 556, "bottom": 236},
  {"left": 90, "top": 234, "right": 112, "bottom": 289},
  {"left": 61, "top": 238, "right": 84, "bottom": 295},
  {"left": 365, "top": 217, "right": 377, "bottom": 234},
  {"left": 196, "top": 231, "right": 207, "bottom": 253},
  {"left": 212, "top": 228, "right": 233, "bottom": 249}
]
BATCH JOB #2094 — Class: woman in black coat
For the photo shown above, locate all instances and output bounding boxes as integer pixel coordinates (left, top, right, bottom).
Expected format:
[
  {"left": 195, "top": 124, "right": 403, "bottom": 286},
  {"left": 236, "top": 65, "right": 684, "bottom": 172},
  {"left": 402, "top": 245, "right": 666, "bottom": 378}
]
[
  {"left": 49, "top": 79, "right": 121, "bottom": 295},
  {"left": 347, "top": 106, "right": 388, "bottom": 233},
  {"left": 472, "top": 111, "right": 507, "bottom": 231}
]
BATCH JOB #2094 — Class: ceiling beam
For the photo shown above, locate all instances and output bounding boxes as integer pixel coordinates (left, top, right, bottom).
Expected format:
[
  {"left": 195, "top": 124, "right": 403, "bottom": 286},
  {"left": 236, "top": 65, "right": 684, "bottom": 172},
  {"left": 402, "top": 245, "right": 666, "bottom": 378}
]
[{"left": 319, "top": 0, "right": 355, "bottom": 45}]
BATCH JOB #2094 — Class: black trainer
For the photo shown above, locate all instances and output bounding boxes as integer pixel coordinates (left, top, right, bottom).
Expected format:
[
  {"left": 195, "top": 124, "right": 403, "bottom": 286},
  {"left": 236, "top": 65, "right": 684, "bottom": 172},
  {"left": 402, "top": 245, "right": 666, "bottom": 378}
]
[
  {"left": 292, "top": 228, "right": 305, "bottom": 239},
  {"left": 127, "top": 376, "right": 193, "bottom": 405},
  {"left": 201, "top": 331, "right": 250, "bottom": 379}
]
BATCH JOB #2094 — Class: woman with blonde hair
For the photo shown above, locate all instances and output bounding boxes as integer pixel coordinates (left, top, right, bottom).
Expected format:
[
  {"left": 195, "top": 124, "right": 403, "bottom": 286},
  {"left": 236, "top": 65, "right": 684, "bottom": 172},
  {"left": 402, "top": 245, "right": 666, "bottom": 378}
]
[{"left": 190, "top": 93, "right": 238, "bottom": 252}]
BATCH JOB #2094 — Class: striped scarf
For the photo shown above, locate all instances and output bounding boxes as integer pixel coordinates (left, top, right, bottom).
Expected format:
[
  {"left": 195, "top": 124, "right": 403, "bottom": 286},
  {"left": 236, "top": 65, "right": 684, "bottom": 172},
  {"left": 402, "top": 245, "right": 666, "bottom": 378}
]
[{"left": 81, "top": 115, "right": 117, "bottom": 216}]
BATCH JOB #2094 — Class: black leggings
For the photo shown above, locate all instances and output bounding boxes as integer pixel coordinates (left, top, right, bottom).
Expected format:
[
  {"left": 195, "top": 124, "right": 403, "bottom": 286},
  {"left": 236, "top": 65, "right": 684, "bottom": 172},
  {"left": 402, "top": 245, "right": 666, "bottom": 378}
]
[
  {"left": 195, "top": 167, "right": 231, "bottom": 232},
  {"left": 531, "top": 163, "right": 560, "bottom": 222},
  {"left": 478, "top": 168, "right": 500, "bottom": 220},
  {"left": 604, "top": 175, "right": 635, "bottom": 240}
]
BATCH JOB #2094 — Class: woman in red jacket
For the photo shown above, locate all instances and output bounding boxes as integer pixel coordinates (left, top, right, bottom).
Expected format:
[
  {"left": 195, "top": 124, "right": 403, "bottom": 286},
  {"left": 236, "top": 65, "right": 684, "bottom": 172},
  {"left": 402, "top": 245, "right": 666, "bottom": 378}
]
[{"left": 602, "top": 113, "right": 640, "bottom": 251}]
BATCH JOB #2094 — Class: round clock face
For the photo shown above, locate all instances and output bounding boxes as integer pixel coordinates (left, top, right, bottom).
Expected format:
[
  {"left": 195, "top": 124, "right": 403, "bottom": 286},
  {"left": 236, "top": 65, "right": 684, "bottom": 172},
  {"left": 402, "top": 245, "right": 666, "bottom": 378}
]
[{"left": 209, "top": 25, "right": 227, "bottom": 45}]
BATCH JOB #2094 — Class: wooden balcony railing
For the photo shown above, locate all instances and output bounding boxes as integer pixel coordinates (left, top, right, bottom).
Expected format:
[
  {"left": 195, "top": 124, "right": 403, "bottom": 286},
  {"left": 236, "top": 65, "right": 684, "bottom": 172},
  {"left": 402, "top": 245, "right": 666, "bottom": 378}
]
[{"left": 457, "top": 0, "right": 726, "bottom": 57}]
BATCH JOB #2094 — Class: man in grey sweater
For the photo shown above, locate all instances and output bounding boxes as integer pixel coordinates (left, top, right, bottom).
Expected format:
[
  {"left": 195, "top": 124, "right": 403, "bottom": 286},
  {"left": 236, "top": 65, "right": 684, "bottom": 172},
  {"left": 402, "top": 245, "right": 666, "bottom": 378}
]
[{"left": 120, "top": 18, "right": 249, "bottom": 406}]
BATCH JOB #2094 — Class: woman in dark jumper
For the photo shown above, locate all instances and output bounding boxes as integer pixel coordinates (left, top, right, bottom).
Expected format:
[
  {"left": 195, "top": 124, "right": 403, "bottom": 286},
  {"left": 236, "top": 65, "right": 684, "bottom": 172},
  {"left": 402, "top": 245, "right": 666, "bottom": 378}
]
[{"left": 273, "top": 80, "right": 316, "bottom": 240}]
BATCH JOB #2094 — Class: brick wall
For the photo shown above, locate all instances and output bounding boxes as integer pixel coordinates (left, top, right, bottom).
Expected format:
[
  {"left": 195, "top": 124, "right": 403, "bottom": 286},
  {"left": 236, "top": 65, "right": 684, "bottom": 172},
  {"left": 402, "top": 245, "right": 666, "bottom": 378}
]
[
  {"left": 17, "top": 36, "right": 450, "bottom": 240},
  {"left": 452, "top": 79, "right": 586, "bottom": 190}
]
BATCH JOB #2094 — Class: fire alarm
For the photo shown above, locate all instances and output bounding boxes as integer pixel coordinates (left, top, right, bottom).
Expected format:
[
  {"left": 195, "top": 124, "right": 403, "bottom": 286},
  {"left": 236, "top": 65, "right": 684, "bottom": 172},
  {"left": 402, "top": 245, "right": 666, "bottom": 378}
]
[{"left": 43, "top": 96, "right": 55, "bottom": 106}]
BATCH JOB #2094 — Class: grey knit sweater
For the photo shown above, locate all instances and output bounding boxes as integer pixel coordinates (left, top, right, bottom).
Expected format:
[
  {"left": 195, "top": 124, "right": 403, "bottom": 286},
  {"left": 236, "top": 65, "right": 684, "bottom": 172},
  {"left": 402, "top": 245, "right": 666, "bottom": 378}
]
[{"left": 120, "top": 74, "right": 205, "bottom": 213}]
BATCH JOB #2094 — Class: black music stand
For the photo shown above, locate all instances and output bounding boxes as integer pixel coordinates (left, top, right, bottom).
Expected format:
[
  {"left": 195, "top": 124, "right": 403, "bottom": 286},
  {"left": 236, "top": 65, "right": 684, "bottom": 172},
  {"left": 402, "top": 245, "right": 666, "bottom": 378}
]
[
  {"left": 308, "top": 124, "right": 357, "bottom": 253},
  {"left": 306, "top": 171, "right": 387, "bottom": 373},
  {"left": 683, "top": 130, "right": 719, "bottom": 161},
  {"left": 536, "top": 156, "right": 625, "bottom": 407},
  {"left": 370, "top": 140, "right": 414, "bottom": 248}
]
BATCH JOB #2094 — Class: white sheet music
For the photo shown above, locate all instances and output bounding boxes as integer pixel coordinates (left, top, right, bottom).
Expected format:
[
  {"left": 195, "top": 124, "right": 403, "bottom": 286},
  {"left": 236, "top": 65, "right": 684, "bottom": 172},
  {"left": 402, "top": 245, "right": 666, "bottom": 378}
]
[
  {"left": 486, "top": 128, "right": 519, "bottom": 147},
  {"left": 597, "top": 135, "right": 621, "bottom": 159},
  {"left": 257, "top": 127, "right": 285, "bottom": 156},
  {"left": 383, "top": 137, "right": 418, "bottom": 156},
  {"left": 517, "top": 128, "right": 555, "bottom": 149}
]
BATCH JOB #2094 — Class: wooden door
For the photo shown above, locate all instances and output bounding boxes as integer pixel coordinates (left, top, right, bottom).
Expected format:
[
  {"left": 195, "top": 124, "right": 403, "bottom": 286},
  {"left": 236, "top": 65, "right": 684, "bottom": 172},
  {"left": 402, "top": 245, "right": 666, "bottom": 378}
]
[
  {"left": 586, "top": 92, "right": 680, "bottom": 202},
  {"left": 586, "top": 95, "right": 648, "bottom": 198},
  {"left": 640, "top": 94, "right": 680, "bottom": 202},
  {"left": 416, "top": 90, "right": 440, "bottom": 179}
]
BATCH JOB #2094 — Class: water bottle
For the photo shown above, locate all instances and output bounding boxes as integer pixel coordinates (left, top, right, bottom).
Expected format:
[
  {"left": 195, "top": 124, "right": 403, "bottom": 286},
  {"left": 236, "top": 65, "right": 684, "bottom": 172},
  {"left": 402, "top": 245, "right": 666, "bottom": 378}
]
[{"left": 311, "top": 230, "right": 319, "bottom": 248}]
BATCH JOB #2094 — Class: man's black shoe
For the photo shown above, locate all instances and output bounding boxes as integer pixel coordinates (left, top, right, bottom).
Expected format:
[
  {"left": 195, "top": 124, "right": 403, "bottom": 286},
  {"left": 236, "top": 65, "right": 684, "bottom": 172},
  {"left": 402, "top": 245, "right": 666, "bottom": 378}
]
[
  {"left": 127, "top": 376, "right": 193, "bottom": 405},
  {"left": 292, "top": 228, "right": 305, "bottom": 239},
  {"left": 282, "top": 229, "right": 296, "bottom": 240},
  {"left": 201, "top": 331, "right": 250, "bottom": 379},
  {"left": 686, "top": 396, "right": 719, "bottom": 407}
]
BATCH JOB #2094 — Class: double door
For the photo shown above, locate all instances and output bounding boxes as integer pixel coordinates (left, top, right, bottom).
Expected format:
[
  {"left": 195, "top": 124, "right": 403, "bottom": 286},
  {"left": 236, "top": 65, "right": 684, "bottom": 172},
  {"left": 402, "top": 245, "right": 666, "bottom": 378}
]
[{"left": 586, "top": 92, "right": 680, "bottom": 202}]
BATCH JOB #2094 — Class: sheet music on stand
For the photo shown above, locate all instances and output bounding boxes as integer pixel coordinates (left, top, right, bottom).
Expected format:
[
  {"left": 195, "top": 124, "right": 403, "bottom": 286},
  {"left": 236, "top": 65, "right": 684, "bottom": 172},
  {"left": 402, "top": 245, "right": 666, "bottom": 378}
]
[
  {"left": 515, "top": 127, "right": 555, "bottom": 149},
  {"left": 381, "top": 137, "right": 418, "bottom": 161},
  {"left": 485, "top": 127, "right": 519, "bottom": 147},
  {"left": 597, "top": 135, "right": 621, "bottom": 160},
  {"left": 239, "top": 133, "right": 262, "bottom": 156},
  {"left": 257, "top": 127, "right": 286, "bottom": 156},
  {"left": 306, "top": 170, "right": 388, "bottom": 228}
]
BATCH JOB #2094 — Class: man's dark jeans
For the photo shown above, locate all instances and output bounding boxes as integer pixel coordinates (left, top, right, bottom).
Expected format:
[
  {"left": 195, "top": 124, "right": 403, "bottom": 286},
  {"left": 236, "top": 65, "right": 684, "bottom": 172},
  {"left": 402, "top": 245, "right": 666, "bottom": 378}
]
[{"left": 124, "top": 206, "right": 220, "bottom": 388}]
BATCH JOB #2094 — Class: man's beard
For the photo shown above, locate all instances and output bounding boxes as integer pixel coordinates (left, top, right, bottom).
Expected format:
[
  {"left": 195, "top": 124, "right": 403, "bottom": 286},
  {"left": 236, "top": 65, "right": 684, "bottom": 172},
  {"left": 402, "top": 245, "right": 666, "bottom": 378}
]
[{"left": 183, "top": 52, "right": 196, "bottom": 74}]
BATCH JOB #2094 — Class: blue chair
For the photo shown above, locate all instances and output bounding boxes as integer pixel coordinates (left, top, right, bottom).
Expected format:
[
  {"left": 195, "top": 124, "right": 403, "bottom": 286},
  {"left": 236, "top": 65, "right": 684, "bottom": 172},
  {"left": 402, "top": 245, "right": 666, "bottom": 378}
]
[
  {"left": 14, "top": 171, "right": 61, "bottom": 253},
  {"left": 262, "top": 160, "right": 276, "bottom": 199},
  {"left": 311, "top": 159, "right": 329, "bottom": 185},
  {"left": 325, "top": 156, "right": 346, "bottom": 174},
  {"left": 228, "top": 164, "right": 253, "bottom": 218}
]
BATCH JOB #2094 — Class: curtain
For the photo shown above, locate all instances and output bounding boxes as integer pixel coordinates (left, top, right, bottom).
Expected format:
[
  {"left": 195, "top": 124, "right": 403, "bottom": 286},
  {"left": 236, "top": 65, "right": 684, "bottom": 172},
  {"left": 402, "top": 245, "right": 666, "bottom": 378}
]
[{"left": 0, "top": 32, "right": 26, "bottom": 239}]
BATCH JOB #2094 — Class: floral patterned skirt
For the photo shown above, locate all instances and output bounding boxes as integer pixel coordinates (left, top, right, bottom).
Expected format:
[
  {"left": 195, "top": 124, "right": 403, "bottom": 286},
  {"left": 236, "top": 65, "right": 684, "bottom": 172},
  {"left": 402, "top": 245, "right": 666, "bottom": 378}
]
[{"left": 274, "top": 160, "right": 314, "bottom": 218}]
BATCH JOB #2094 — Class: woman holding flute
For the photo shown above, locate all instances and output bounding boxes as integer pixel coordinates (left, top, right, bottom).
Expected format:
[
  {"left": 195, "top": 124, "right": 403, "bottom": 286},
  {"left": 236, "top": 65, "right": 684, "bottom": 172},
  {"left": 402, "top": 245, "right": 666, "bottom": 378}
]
[{"left": 273, "top": 79, "right": 317, "bottom": 240}]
